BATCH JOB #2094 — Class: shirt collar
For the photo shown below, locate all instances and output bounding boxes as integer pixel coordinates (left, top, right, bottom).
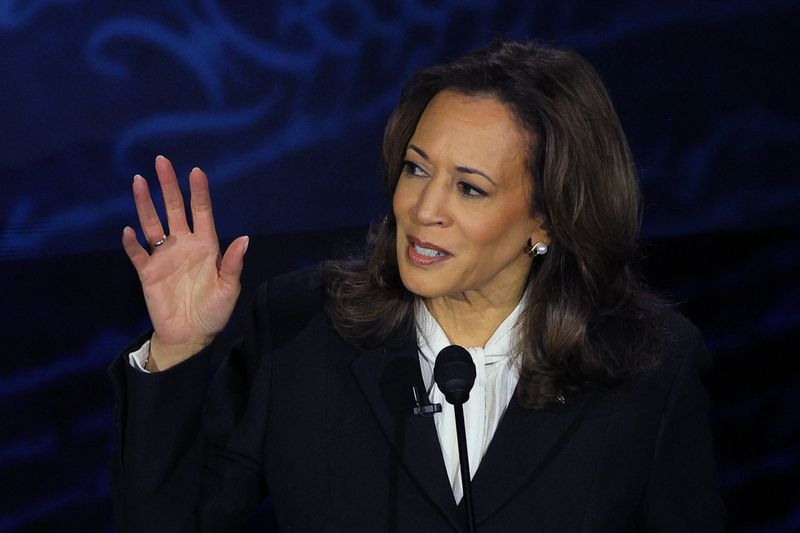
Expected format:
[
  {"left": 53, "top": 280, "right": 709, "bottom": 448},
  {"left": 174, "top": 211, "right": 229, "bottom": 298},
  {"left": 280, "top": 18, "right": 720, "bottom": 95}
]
[{"left": 415, "top": 289, "right": 528, "bottom": 366}]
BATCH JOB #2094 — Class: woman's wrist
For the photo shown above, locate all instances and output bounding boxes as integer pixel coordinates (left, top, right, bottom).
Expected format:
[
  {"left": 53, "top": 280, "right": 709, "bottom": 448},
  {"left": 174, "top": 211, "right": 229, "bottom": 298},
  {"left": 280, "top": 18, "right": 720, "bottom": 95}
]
[{"left": 147, "top": 334, "right": 212, "bottom": 372}]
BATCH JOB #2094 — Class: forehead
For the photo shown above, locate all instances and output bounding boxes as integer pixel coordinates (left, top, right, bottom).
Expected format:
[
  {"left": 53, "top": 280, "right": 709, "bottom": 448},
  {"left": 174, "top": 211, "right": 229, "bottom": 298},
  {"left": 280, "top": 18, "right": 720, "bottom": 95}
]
[{"left": 409, "top": 90, "right": 529, "bottom": 178}]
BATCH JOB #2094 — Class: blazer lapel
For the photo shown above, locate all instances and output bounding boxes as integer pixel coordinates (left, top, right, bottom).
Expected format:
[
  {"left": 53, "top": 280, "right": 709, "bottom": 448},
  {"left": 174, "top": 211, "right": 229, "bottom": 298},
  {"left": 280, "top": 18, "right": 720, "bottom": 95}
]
[
  {"left": 466, "top": 392, "right": 590, "bottom": 524},
  {"left": 348, "top": 336, "right": 462, "bottom": 530}
]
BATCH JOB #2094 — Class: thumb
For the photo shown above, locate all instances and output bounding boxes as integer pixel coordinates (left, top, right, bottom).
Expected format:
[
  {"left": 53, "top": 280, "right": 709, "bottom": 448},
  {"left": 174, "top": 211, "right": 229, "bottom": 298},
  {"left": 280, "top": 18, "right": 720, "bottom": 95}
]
[{"left": 219, "top": 235, "right": 249, "bottom": 286}]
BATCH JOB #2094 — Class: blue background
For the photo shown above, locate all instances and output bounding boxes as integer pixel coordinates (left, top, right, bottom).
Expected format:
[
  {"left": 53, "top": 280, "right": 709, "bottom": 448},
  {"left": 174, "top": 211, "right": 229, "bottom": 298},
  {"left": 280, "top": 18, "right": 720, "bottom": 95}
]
[{"left": 1, "top": 0, "right": 798, "bottom": 530}]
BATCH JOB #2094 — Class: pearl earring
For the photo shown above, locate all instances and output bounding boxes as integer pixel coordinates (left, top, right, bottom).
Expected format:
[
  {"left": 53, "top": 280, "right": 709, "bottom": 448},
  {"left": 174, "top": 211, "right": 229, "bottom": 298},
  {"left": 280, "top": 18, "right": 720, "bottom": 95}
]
[{"left": 524, "top": 239, "right": 548, "bottom": 257}]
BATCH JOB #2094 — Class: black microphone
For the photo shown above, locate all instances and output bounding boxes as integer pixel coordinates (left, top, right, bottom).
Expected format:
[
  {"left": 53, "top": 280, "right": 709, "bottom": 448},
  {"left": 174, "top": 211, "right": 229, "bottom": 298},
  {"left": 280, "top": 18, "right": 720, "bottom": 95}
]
[{"left": 434, "top": 345, "right": 477, "bottom": 533}]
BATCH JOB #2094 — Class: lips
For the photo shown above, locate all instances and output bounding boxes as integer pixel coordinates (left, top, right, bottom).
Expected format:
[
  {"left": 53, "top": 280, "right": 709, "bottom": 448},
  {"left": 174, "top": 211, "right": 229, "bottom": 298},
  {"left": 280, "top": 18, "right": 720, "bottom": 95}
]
[{"left": 406, "top": 236, "right": 452, "bottom": 266}]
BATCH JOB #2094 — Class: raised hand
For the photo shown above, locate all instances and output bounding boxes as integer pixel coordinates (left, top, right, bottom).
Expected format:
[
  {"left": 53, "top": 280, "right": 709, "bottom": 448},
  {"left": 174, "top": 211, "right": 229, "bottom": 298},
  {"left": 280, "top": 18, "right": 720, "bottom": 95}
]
[{"left": 122, "top": 155, "right": 249, "bottom": 371}]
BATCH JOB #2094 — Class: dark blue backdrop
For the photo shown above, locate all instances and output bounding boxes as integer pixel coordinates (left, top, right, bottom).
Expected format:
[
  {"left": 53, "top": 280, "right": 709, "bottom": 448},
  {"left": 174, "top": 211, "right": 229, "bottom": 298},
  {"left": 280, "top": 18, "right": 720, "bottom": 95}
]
[{"left": 1, "top": 1, "right": 798, "bottom": 531}]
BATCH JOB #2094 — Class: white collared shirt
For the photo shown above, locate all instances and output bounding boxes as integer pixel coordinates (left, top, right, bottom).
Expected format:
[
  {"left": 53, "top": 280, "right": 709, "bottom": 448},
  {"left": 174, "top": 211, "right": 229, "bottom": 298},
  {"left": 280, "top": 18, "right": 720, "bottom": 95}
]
[{"left": 415, "top": 298, "right": 524, "bottom": 503}]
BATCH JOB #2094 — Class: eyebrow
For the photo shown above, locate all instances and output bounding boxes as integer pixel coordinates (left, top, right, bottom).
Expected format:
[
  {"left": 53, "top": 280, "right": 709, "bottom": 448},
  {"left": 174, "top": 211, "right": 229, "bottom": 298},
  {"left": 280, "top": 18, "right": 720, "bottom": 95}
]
[{"left": 407, "top": 144, "right": 496, "bottom": 185}]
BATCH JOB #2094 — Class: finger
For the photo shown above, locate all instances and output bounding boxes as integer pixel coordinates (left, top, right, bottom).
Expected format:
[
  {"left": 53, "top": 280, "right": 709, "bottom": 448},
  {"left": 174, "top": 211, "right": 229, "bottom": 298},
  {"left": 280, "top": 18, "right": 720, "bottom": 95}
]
[
  {"left": 154, "top": 155, "right": 190, "bottom": 234},
  {"left": 132, "top": 174, "right": 166, "bottom": 246},
  {"left": 189, "top": 167, "right": 217, "bottom": 238},
  {"left": 218, "top": 236, "right": 249, "bottom": 288},
  {"left": 122, "top": 226, "right": 149, "bottom": 272}
]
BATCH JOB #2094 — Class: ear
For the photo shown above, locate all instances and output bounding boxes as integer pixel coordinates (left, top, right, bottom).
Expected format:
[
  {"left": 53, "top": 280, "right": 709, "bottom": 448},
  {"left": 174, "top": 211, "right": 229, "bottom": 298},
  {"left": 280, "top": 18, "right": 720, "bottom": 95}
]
[{"left": 528, "top": 214, "right": 550, "bottom": 247}]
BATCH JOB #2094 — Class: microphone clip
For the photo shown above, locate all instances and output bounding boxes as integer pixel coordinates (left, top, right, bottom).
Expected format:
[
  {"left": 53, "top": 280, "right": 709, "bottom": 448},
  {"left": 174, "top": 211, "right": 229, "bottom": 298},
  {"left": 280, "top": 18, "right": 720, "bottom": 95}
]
[{"left": 411, "top": 386, "right": 442, "bottom": 417}]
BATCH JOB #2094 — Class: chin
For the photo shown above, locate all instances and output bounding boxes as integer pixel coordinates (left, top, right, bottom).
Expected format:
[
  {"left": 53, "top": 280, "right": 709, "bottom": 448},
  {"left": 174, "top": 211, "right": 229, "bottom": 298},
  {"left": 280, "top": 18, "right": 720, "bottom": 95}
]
[{"left": 397, "top": 264, "right": 453, "bottom": 299}]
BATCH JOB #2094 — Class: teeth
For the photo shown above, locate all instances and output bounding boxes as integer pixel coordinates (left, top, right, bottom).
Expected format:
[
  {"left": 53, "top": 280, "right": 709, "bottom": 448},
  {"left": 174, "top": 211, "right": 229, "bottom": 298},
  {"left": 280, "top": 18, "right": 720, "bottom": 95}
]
[{"left": 414, "top": 244, "right": 445, "bottom": 257}]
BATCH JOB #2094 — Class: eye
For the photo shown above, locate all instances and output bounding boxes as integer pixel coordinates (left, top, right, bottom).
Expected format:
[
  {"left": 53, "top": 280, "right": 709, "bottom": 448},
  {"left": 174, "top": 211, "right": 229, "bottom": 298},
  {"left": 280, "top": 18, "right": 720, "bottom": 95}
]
[
  {"left": 402, "top": 160, "right": 428, "bottom": 177},
  {"left": 457, "top": 181, "right": 487, "bottom": 197}
]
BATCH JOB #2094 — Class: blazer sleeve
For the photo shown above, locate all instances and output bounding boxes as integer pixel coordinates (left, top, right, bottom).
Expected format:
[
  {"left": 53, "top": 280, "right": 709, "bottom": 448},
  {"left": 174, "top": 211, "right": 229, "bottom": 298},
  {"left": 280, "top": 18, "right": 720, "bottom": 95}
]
[
  {"left": 109, "top": 281, "right": 275, "bottom": 532},
  {"left": 637, "top": 324, "right": 726, "bottom": 532}
]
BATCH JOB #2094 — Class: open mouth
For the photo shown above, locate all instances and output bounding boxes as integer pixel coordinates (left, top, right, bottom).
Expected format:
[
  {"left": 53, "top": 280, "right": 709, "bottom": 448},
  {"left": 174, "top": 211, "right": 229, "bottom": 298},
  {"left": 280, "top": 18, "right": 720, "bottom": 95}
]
[
  {"left": 406, "top": 237, "right": 452, "bottom": 265},
  {"left": 413, "top": 243, "right": 447, "bottom": 257}
]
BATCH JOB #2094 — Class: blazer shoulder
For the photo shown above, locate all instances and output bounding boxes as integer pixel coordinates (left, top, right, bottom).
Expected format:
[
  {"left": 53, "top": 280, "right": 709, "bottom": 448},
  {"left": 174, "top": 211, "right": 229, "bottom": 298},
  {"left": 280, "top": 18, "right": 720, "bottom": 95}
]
[
  {"left": 651, "top": 304, "right": 711, "bottom": 373},
  {"left": 613, "top": 303, "right": 712, "bottom": 405}
]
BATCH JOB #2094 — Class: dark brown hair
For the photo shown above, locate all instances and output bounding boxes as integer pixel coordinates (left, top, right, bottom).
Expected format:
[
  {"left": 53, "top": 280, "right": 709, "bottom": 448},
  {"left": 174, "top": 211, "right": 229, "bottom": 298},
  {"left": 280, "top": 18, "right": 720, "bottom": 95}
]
[{"left": 324, "top": 40, "right": 661, "bottom": 408}]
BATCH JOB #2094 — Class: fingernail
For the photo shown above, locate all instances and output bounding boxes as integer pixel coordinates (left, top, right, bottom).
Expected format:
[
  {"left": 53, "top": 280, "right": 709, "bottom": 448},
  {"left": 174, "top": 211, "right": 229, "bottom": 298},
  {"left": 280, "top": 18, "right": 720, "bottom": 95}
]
[
  {"left": 156, "top": 154, "right": 165, "bottom": 162},
  {"left": 192, "top": 166, "right": 202, "bottom": 173},
  {"left": 242, "top": 236, "right": 250, "bottom": 254},
  {"left": 133, "top": 174, "right": 143, "bottom": 182}
]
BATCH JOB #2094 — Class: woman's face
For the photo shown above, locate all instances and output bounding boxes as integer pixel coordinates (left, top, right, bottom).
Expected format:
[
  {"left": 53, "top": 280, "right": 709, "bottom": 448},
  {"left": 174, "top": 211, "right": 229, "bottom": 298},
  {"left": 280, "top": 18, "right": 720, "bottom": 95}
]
[{"left": 393, "top": 89, "right": 547, "bottom": 305}]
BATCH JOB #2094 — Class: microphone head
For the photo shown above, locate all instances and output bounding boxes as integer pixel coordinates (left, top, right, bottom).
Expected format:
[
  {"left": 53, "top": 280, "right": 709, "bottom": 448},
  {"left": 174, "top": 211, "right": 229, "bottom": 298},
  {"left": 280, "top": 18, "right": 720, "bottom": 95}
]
[{"left": 434, "top": 345, "right": 476, "bottom": 405}]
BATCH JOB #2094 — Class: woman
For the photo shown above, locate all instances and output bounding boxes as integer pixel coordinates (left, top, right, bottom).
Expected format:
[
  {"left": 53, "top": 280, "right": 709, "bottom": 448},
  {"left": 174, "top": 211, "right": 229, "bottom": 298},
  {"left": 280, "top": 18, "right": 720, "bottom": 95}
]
[{"left": 111, "top": 40, "right": 724, "bottom": 531}]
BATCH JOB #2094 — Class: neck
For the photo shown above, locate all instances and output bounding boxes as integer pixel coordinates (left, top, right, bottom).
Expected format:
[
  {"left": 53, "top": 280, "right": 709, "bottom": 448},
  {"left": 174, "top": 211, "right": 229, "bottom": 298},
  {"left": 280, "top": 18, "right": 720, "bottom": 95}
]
[{"left": 425, "top": 287, "right": 525, "bottom": 347}]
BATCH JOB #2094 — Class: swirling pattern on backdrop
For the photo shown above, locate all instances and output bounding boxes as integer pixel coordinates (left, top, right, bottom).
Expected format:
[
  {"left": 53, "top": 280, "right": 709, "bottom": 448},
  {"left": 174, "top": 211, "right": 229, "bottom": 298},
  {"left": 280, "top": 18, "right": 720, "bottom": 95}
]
[{"left": 0, "top": 0, "right": 797, "bottom": 530}]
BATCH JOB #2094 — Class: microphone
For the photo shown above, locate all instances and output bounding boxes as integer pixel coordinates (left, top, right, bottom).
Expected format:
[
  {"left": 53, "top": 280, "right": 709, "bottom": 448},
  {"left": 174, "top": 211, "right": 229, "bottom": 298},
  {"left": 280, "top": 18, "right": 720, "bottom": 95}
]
[
  {"left": 412, "top": 386, "right": 442, "bottom": 416},
  {"left": 434, "top": 345, "right": 476, "bottom": 404},
  {"left": 434, "top": 345, "right": 477, "bottom": 533}
]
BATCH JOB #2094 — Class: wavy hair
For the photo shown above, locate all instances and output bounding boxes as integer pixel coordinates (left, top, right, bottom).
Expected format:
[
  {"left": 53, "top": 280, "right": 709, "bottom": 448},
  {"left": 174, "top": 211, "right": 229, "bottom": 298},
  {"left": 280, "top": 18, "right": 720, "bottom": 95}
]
[{"left": 324, "top": 40, "right": 661, "bottom": 408}]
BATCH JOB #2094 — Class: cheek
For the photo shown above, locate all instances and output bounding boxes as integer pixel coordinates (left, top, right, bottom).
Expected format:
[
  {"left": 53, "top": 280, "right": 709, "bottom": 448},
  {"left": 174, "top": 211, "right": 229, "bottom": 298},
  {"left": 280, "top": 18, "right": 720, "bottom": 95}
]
[
  {"left": 392, "top": 180, "right": 416, "bottom": 223},
  {"left": 391, "top": 194, "right": 401, "bottom": 221},
  {"left": 392, "top": 187, "right": 407, "bottom": 255},
  {"left": 461, "top": 216, "right": 511, "bottom": 248},
  {"left": 461, "top": 209, "right": 532, "bottom": 257},
  {"left": 391, "top": 183, "right": 406, "bottom": 220}
]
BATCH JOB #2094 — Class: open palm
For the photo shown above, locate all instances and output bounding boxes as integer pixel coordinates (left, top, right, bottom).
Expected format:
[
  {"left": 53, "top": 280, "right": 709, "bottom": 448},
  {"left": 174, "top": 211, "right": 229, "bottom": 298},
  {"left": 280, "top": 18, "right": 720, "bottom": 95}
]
[{"left": 122, "top": 156, "right": 248, "bottom": 370}]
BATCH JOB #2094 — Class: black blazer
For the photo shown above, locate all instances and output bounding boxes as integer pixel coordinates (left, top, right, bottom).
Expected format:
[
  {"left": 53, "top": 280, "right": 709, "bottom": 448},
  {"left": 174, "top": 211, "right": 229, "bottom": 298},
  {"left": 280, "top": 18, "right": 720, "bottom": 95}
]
[{"left": 109, "top": 267, "right": 725, "bottom": 532}]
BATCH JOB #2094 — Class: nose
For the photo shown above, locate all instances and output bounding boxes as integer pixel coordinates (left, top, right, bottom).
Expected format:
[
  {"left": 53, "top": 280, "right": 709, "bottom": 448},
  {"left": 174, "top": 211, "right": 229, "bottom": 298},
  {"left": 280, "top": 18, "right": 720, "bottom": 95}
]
[{"left": 412, "top": 177, "right": 452, "bottom": 227}]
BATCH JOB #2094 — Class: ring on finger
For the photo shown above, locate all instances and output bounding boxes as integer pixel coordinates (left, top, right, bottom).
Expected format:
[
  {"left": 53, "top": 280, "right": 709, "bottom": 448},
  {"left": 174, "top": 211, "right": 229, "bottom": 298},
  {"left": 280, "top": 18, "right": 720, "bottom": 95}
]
[{"left": 151, "top": 234, "right": 168, "bottom": 249}]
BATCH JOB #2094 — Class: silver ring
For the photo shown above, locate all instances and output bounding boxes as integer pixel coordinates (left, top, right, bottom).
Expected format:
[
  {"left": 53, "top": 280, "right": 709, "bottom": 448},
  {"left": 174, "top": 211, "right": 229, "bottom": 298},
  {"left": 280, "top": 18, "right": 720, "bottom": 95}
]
[{"left": 151, "top": 235, "right": 168, "bottom": 248}]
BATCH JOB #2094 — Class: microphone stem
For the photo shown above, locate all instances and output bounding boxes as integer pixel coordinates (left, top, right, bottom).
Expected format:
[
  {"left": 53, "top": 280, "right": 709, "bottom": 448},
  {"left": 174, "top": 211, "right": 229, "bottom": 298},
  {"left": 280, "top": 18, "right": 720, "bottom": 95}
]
[{"left": 454, "top": 403, "right": 476, "bottom": 533}]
